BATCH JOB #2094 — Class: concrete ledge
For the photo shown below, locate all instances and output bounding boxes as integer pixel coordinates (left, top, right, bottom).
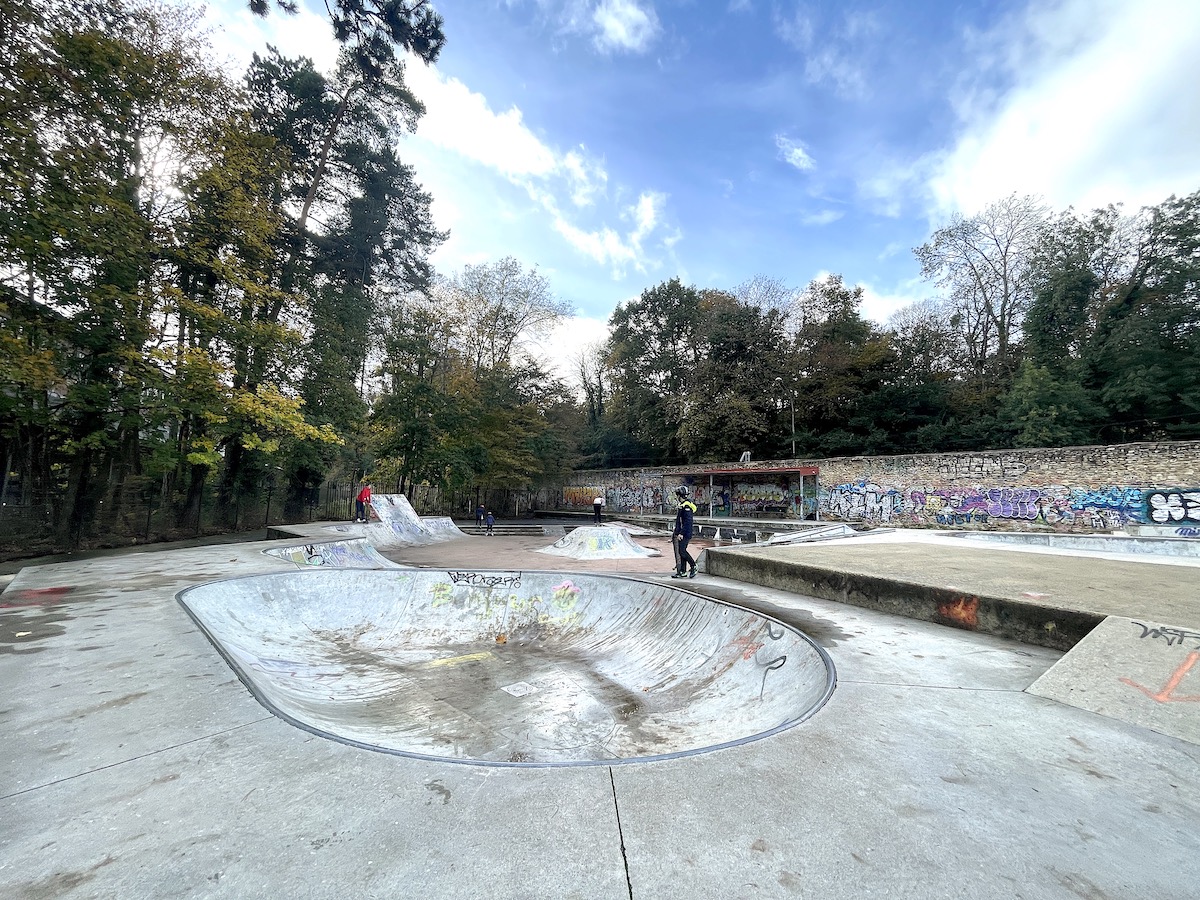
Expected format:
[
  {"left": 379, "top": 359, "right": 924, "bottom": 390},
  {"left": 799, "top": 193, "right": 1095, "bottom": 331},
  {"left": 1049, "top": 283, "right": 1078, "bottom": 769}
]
[{"left": 705, "top": 547, "right": 1102, "bottom": 651}]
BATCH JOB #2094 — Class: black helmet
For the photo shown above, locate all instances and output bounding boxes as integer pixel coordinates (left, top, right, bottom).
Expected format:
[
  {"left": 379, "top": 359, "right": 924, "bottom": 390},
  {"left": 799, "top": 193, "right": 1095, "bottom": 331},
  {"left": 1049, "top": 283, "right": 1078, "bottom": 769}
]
[{"left": 675, "top": 485, "right": 689, "bottom": 500}]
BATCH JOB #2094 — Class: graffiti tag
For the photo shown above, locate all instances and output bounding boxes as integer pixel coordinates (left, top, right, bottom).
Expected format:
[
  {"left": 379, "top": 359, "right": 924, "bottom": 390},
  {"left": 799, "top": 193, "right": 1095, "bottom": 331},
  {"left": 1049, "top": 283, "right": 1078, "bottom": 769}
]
[
  {"left": 1130, "top": 621, "right": 1200, "bottom": 649},
  {"left": 448, "top": 572, "right": 522, "bottom": 588}
]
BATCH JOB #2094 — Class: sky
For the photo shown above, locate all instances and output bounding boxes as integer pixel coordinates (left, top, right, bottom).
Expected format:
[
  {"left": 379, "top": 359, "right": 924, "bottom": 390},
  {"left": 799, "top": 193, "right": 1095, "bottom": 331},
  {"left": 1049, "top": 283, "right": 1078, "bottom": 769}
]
[{"left": 202, "top": 0, "right": 1200, "bottom": 369}]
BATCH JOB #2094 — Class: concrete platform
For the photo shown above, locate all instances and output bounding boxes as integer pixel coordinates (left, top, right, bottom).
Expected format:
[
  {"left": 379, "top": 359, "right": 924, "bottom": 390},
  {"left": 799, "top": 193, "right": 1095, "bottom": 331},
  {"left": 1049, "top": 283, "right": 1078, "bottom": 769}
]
[
  {"left": 2, "top": 525, "right": 1198, "bottom": 898},
  {"left": 1029, "top": 615, "right": 1200, "bottom": 745},
  {"left": 705, "top": 528, "right": 1200, "bottom": 650}
]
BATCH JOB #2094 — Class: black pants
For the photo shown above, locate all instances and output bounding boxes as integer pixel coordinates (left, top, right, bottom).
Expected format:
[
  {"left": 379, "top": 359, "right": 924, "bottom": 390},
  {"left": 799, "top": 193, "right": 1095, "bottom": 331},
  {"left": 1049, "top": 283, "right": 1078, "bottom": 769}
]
[
  {"left": 677, "top": 538, "right": 694, "bottom": 572},
  {"left": 594, "top": 504, "right": 602, "bottom": 523},
  {"left": 355, "top": 500, "right": 366, "bottom": 521}
]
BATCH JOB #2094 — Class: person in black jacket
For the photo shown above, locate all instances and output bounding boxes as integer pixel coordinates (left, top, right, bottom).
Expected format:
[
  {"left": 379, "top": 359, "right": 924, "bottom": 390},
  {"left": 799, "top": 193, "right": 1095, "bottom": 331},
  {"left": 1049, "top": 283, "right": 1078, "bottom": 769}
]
[{"left": 671, "top": 486, "right": 698, "bottom": 578}]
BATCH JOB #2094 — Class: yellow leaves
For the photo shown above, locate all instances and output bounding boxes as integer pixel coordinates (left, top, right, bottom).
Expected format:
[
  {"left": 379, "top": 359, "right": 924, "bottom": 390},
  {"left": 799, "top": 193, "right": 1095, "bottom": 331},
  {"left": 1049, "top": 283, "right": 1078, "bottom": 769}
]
[{"left": 227, "top": 384, "right": 343, "bottom": 450}]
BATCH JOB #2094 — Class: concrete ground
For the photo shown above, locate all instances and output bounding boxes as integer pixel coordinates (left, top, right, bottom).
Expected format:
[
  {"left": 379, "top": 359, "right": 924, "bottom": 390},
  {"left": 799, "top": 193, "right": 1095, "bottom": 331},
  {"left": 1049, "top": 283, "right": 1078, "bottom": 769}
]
[{"left": 2, "top": 521, "right": 1198, "bottom": 898}]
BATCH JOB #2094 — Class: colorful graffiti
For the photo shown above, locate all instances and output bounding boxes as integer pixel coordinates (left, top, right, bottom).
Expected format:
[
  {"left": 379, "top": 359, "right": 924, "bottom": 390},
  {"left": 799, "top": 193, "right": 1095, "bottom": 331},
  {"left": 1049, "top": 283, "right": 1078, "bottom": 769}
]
[
  {"left": 822, "top": 482, "right": 1200, "bottom": 530},
  {"left": 562, "top": 481, "right": 665, "bottom": 511}
]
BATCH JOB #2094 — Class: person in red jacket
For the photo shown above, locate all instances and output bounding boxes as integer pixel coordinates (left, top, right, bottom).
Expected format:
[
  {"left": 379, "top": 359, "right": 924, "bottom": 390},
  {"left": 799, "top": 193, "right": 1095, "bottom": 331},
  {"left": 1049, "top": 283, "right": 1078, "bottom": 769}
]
[{"left": 355, "top": 483, "right": 372, "bottom": 523}]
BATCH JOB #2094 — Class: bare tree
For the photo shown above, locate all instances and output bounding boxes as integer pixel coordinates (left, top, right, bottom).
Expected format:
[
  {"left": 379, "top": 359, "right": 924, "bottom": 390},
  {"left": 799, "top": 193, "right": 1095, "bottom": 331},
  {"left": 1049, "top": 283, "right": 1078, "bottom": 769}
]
[
  {"left": 441, "top": 256, "right": 573, "bottom": 374},
  {"left": 915, "top": 194, "right": 1050, "bottom": 373},
  {"left": 887, "top": 298, "right": 960, "bottom": 377},
  {"left": 571, "top": 340, "right": 610, "bottom": 426},
  {"left": 733, "top": 274, "right": 802, "bottom": 332}
]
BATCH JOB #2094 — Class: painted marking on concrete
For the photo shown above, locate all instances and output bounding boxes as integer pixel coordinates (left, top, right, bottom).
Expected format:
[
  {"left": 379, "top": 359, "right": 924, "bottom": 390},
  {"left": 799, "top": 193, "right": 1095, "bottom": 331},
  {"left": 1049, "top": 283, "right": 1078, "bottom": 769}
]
[
  {"left": 1129, "top": 621, "right": 1200, "bottom": 648},
  {"left": 936, "top": 595, "right": 979, "bottom": 629},
  {"left": 501, "top": 681, "right": 539, "bottom": 698},
  {"left": 1028, "top": 615, "right": 1200, "bottom": 746},
  {"left": 1120, "top": 652, "right": 1200, "bottom": 703},
  {"left": 732, "top": 635, "right": 764, "bottom": 660}
]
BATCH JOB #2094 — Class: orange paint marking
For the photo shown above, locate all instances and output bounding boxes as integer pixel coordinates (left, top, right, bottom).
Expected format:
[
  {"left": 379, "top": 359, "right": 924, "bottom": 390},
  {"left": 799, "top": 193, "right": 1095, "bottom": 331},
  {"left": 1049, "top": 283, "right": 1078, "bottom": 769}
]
[
  {"left": 1120, "top": 651, "right": 1200, "bottom": 703},
  {"left": 731, "top": 635, "right": 764, "bottom": 660},
  {"left": 936, "top": 595, "right": 979, "bottom": 630}
]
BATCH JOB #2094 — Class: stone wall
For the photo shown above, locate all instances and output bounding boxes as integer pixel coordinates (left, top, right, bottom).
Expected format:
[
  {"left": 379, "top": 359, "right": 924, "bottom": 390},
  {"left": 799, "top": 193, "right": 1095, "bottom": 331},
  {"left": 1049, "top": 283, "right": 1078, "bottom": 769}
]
[{"left": 555, "top": 442, "right": 1200, "bottom": 533}]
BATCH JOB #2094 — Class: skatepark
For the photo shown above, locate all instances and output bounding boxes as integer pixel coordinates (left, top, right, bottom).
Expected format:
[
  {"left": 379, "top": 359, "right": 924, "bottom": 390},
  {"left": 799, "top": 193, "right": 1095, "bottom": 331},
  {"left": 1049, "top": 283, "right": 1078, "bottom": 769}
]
[{"left": 2, "top": 498, "right": 1198, "bottom": 898}]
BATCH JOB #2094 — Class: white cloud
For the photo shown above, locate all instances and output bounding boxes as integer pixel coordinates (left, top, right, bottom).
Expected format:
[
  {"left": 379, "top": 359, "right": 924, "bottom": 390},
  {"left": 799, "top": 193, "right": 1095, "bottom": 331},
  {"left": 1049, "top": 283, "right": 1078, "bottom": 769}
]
[
  {"left": 524, "top": 315, "right": 612, "bottom": 387},
  {"left": 859, "top": 279, "right": 925, "bottom": 325},
  {"left": 802, "top": 209, "right": 843, "bottom": 226},
  {"left": 545, "top": 190, "right": 668, "bottom": 274},
  {"left": 401, "top": 57, "right": 672, "bottom": 273},
  {"left": 591, "top": 0, "right": 661, "bottom": 53},
  {"left": 404, "top": 63, "right": 559, "bottom": 179},
  {"left": 203, "top": 1, "right": 339, "bottom": 75},
  {"left": 775, "top": 134, "right": 815, "bottom": 171},
  {"left": 929, "top": 0, "right": 1200, "bottom": 216},
  {"left": 772, "top": 6, "right": 870, "bottom": 99}
]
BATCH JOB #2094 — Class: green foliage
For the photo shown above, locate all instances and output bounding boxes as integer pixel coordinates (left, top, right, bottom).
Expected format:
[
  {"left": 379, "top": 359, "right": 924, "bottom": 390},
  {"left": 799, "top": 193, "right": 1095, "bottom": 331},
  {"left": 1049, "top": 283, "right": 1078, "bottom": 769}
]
[{"left": 1000, "top": 361, "right": 1102, "bottom": 448}]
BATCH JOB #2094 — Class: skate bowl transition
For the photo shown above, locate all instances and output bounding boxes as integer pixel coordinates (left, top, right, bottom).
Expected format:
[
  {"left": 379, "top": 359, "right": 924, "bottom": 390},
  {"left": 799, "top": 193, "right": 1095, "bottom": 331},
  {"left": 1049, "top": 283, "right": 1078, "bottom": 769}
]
[
  {"left": 263, "top": 538, "right": 405, "bottom": 569},
  {"left": 177, "top": 569, "right": 835, "bottom": 766}
]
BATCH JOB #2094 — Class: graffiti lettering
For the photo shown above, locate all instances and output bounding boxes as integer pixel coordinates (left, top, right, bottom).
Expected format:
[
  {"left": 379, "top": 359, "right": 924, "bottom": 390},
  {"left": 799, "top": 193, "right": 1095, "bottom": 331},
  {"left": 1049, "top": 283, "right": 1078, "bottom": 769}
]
[
  {"left": 1147, "top": 490, "right": 1200, "bottom": 524},
  {"left": 936, "top": 455, "right": 1028, "bottom": 478},
  {"left": 1130, "top": 621, "right": 1200, "bottom": 649},
  {"left": 448, "top": 572, "right": 522, "bottom": 588},
  {"left": 826, "top": 482, "right": 903, "bottom": 523}
]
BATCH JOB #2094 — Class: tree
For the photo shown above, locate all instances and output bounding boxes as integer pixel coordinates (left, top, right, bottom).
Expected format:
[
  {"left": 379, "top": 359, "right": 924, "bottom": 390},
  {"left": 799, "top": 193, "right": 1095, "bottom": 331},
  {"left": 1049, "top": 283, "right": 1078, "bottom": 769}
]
[
  {"left": 606, "top": 278, "right": 704, "bottom": 463},
  {"left": 440, "top": 257, "right": 573, "bottom": 376},
  {"left": 916, "top": 194, "right": 1049, "bottom": 377},
  {"left": 1083, "top": 192, "right": 1200, "bottom": 439},
  {"left": 789, "top": 275, "right": 900, "bottom": 456},
  {"left": 251, "top": 0, "right": 445, "bottom": 78},
  {"left": 676, "top": 290, "right": 791, "bottom": 461}
]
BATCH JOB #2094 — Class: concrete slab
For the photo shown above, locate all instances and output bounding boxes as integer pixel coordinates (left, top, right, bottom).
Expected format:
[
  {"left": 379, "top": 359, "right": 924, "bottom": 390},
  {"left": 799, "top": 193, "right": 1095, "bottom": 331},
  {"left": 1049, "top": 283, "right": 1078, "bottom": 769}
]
[
  {"left": 952, "top": 530, "right": 1200, "bottom": 558},
  {"left": 1029, "top": 615, "right": 1200, "bottom": 745},
  {"left": 707, "top": 530, "right": 1200, "bottom": 650},
  {"left": 2, "top": 530, "right": 1198, "bottom": 898}
]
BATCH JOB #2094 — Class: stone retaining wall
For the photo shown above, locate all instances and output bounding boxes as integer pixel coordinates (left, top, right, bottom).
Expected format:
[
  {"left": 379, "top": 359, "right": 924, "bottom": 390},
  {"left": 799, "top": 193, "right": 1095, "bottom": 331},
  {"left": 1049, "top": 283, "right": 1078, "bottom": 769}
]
[{"left": 555, "top": 442, "right": 1200, "bottom": 533}]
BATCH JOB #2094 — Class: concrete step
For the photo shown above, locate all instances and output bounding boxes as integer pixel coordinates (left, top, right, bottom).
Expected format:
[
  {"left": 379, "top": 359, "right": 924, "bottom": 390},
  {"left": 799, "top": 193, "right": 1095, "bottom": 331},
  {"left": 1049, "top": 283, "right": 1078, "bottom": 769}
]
[{"left": 459, "top": 525, "right": 547, "bottom": 537}]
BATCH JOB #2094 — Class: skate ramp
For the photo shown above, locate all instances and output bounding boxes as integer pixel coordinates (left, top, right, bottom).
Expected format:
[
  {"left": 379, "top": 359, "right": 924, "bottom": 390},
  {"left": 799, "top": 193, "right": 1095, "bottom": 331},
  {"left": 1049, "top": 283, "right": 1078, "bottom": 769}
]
[
  {"left": 764, "top": 524, "right": 860, "bottom": 545},
  {"left": 264, "top": 539, "right": 403, "bottom": 569},
  {"left": 1028, "top": 615, "right": 1200, "bottom": 745},
  {"left": 366, "top": 494, "right": 437, "bottom": 546},
  {"left": 177, "top": 569, "right": 835, "bottom": 766},
  {"left": 421, "top": 516, "right": 468, "bottom": 540},
  {"left": 537, "top": 526, "right": 662, "bottom": 559}
]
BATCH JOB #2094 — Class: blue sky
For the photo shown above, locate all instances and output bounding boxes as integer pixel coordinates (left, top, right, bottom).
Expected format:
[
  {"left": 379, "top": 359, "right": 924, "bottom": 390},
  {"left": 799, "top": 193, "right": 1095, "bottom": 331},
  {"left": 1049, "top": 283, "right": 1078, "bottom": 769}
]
[{"left": 205, "top": 0, "right": 1200, "bottom": 364}]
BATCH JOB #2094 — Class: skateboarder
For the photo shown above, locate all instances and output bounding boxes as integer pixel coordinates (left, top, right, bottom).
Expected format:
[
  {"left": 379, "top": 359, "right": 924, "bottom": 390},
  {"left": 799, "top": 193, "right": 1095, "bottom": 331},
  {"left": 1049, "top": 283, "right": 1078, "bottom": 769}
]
[
  {"left": 671, "top": 486, "right": 697, "bottom": 578},
  {"left": 355, "top": 483, "right": 372, "bottom": 523},
  {"left": 485, "top": 510, "right": 495, "bottom": 536}
]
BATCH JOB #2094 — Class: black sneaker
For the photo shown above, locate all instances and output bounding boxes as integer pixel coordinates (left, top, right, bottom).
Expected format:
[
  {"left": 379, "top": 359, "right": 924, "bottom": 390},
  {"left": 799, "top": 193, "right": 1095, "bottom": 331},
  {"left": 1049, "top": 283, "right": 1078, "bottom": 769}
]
[
  {"left": 688, "top": 567, "right": 697, "bottom": 578},
  {"left": 670, "top": 572, "right": 684, "bottom": 579}
]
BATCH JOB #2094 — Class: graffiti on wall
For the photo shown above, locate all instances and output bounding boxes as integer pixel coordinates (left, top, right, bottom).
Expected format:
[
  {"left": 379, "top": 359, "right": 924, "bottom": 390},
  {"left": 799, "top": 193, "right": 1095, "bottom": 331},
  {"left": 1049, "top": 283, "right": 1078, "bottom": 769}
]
[
  {"left": 1146, "top": 490, "right": 1200, "bottom": 525},
  {"left": 935, "top": 455, "right": 1029, "bottom": 478},
  {"left": 562, "top": 480, "right": 666, "bottom": 511},
  {"left": 822, "top": 482, "right": 1200, "bottom": 529}
]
